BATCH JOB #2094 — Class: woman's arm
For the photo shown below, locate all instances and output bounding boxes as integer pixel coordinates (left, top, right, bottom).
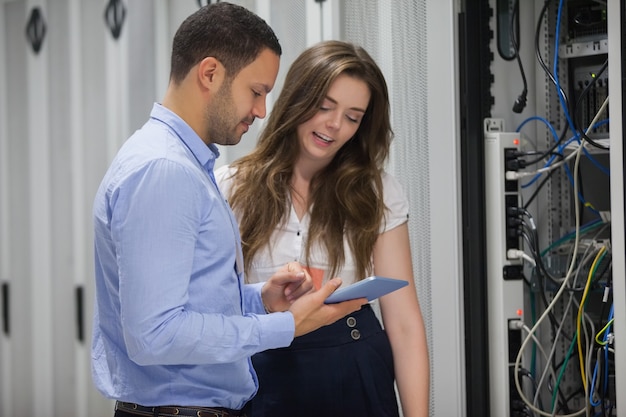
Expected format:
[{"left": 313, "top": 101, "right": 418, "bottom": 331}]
[{"left": 374, "top": 223, "right": 430, "bottom": 417}]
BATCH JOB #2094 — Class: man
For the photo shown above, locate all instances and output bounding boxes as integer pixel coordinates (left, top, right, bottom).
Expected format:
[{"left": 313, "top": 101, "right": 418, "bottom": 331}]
[{"left": 91, "top": 3, "right": 364, "bottom": 417}]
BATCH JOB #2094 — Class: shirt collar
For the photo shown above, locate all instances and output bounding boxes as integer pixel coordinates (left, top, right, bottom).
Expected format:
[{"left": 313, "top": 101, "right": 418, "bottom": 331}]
[{"left": 149, "top": 102, "right": 220, "bottom": 171}]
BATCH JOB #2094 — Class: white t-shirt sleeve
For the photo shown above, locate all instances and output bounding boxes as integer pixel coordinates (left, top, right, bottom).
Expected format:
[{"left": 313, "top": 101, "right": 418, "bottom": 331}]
[
  {"left": 381, "top": 171, "right": 410, "bottom": 233},
  {"left": 214, "top": 164, "right": 236, "bottom": 198}
]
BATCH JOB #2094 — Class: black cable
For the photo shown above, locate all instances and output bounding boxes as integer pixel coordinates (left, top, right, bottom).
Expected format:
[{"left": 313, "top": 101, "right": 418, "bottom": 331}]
[
  {"left": 591, "top": 254, "right": 612, "bottom": 287},
  {"left": 596, "top": 263, "right": 613, "bottom": 331},
  {"left": 515, "top": 149, "right": 565, "bottom": 162},
  {"left": 518, "top": 228, "right": 564, "bottom": 335},
  {"left": 511, "top": 0, "right": 528, "bottom": 113},
  {"left": 518, "top": 110, "right": 571, "bottom": 171},
  {"left": 595, "top": 346, "right": 611, "bottom": 416},
  {"left": 519, "top": 224, "right": 560, "bottom": 287},
  {"left": 555, "top": 385, "right": 584, "bottom": 413},
  {"left": 593, "top": 260, "right": 613, "bottom": 414},
  {"left": 572, "top": 155, "right": 609, "bottom": 224},
  {"left": 572, "top": 58, "right": 609, "bottom": 150},
  {"left": 523, "top": 168, "right": 555, "bottom": 210},
  {"left": 548, "top": 350, "right": 586, "bottom": 414},
  {"left": 520, "top": 1, "right": 591, "bottom": 179},
  {"left": 509, "top": 4, "right": 577, "bottom": 165},
  {"left": 517, "top": 367, "right": 545, "bottom": 411}
]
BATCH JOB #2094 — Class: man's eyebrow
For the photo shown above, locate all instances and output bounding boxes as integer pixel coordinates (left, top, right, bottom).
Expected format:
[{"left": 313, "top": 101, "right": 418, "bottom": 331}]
[{"left": 256, "top": 83, "right": 272, "bottom": 93}]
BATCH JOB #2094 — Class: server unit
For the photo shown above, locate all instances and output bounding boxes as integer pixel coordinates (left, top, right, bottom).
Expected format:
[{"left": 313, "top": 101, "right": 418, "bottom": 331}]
[{"left": 478, "top": 0, "right": 619, "bottom": 415}]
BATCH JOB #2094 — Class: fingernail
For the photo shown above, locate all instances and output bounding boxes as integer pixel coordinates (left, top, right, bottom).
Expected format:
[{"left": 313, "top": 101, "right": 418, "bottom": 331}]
[{"left": 296, "top": 271, "right": 305, "bottom": 278}]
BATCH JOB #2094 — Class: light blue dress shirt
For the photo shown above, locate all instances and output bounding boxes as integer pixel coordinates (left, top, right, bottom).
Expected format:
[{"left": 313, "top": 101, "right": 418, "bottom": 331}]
[{"left": 91, "top": 103, "right": 295, "bottom": 409}]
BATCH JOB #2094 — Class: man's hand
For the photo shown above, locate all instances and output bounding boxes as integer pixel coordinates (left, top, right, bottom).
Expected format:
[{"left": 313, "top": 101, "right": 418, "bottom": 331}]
[
  {"left": 288, "top": 278, "right": 366, "bottom": 337},
  {"left": 261, "top": 262, "right": 314, "bottom": 313}
]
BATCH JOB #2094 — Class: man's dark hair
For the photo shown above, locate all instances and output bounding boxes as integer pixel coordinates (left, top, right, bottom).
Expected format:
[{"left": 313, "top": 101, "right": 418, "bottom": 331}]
[{"left": 169, "top": 2, "right": 281, "bottom": 84}]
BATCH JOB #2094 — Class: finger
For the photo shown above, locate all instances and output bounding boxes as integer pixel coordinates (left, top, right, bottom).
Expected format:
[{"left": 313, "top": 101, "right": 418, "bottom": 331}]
[
  {"left": 315, "top": 277, "right": 343, "bottom": 299},
  {"left": 280, "top": 261, "right": 301, "bottom": 273},
  {"left": 285, "top": 277, "right": 314, "bottom": 301},
  {"left": 284, "top": 271, "right": 308, "bottom": 297},
  {"left": 287, "top": 261, "right": 300, "bottom": 273},
  {"left": 333, "top": 297, "right": 368, "bottom": 313}
]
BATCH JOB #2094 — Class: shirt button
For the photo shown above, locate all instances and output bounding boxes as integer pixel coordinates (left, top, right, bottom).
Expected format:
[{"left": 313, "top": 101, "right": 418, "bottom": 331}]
[
  {"left": 346, "top": 317, "right": 356, "bottom": 327},
  {"left": 350, "top": 329, "right": 361, "bottom": 340}
]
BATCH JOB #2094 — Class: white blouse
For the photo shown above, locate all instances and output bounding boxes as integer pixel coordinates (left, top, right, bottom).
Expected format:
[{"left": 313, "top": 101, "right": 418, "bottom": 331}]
[{"left": 215, "top": 165, "right": 409, "bottom": 288}]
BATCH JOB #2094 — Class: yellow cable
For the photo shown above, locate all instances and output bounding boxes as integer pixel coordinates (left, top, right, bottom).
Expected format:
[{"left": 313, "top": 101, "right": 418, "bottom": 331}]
[
  {"left": 576, "top": 245, "right": 607, "bottom": 390},
  {"left": 595, "top": 318, "right": 614, "bottom": 346}
]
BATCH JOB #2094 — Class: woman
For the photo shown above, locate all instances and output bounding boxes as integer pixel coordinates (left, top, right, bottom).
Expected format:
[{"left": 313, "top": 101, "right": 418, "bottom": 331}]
[{"left": 216, "top": 40, "right": 429, "bottom": 417}]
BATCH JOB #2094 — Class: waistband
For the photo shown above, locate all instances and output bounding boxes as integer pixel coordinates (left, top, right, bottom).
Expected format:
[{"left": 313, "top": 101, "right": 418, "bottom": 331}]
[
  {"left": 288, "top": 303, "right": 383, "bottom": 349},
  {"left": 115, "top": 401, "right": 245, "bottom": 417}
]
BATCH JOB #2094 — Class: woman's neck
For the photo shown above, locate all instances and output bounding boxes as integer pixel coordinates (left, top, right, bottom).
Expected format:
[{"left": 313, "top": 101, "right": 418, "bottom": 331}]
[
  {"left": 290, "top": 174, "right": 310, "bottom": 221},
  {"left": 290, "top": 157, "right": 328, "bottom": 220}
]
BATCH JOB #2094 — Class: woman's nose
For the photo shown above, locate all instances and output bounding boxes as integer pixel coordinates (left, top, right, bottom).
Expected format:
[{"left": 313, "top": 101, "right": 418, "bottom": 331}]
[{"left": 327, "top": 112, "right": 342, "bottom": 130}]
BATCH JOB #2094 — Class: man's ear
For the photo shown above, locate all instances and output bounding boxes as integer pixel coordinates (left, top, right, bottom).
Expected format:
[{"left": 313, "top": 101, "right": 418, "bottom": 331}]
[{"left": 197, "top": 56, "right": 224, "bottom": 90}]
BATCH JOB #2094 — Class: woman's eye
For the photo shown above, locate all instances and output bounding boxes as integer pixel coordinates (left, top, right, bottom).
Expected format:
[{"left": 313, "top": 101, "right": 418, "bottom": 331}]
[{"left": 253, "top": 90, "right": 262, "bottom": 97}]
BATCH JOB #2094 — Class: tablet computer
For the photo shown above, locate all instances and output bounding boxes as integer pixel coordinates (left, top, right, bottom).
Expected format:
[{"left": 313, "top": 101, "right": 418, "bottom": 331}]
[{"left": 324, "top": 276, "right": 408, "bottom": 304}]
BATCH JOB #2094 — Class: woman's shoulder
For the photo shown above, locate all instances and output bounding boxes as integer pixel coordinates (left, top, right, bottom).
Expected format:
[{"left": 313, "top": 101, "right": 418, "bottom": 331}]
[
  {"left": 380, "top": 170, "right": 407, "bottom": 200},
  {"left": 380, "top": 170, "right": 409, "bottom": 230},
  {"left": 214, "top": 164, "right": 237, "bottom": 195},
  {"left": 214, "top": 163, "right": 235, "bottom": 179}
]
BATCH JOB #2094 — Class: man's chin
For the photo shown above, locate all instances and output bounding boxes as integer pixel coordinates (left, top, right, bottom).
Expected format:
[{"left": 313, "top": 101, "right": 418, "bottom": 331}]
[{"left": 215, "top": 136, "right": 243, "bottom": 146}]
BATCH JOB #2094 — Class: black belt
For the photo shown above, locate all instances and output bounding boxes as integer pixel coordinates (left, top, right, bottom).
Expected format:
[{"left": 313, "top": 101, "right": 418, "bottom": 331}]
[{"left": 115, "top": 401, "right": 246, "bottom": 417}]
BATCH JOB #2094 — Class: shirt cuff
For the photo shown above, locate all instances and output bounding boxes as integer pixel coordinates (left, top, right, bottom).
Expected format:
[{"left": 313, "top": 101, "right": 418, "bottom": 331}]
[
  {"left": 257, "top": 311, "right": 295, "bottom": 350},
  {"left": 243, "top": 282, "right": 295, "bottom": 349}
]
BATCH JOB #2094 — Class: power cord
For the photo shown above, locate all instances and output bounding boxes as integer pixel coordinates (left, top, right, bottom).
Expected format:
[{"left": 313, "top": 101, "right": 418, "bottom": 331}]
[{"left": 510, "top": 0, "right": 528, "bottom": 113}]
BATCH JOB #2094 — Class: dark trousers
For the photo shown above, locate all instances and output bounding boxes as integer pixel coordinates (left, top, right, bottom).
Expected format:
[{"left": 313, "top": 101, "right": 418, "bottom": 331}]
[{"left": 246, "top": 304, "right": 400, "bottom": 417}]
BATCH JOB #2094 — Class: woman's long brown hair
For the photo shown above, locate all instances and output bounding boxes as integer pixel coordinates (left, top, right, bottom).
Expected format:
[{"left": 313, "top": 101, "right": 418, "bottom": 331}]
[{"left": 226, "top": 40, "right": 393, "bottom": 282}]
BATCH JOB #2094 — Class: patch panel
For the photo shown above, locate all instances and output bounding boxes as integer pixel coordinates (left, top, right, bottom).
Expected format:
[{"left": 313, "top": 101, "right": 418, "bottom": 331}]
[{"left": 484, "top": 118, "right": 526, "bottom": 417}]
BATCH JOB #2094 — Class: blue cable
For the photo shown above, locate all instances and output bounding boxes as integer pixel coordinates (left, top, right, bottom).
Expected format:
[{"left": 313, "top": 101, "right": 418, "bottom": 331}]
[
  {"left": 553, "top": 0, "right": 578, "bottom": 136},
  {"left": 602, "top": 304, "right": 614, "bottom": 396},
  {"left": 590, "top": 364, "right": 601, "bottom": 406},
  {"left": 516, "top": 116, "right": 559, "bottom": 142},
  {"left": 519, "top": 135, "right": 597, "bottom": 216},
  {"left": 515, "top": 117, "right": 608, "bottom": 218},
  {"left": 589, "top": 304, "right": 614, "bottom": 407}
]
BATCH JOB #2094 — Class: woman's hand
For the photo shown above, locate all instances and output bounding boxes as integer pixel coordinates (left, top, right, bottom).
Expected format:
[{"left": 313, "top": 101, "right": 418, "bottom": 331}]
[{"left": 261, "top": 262, "right": 314, "bottom": 312}]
